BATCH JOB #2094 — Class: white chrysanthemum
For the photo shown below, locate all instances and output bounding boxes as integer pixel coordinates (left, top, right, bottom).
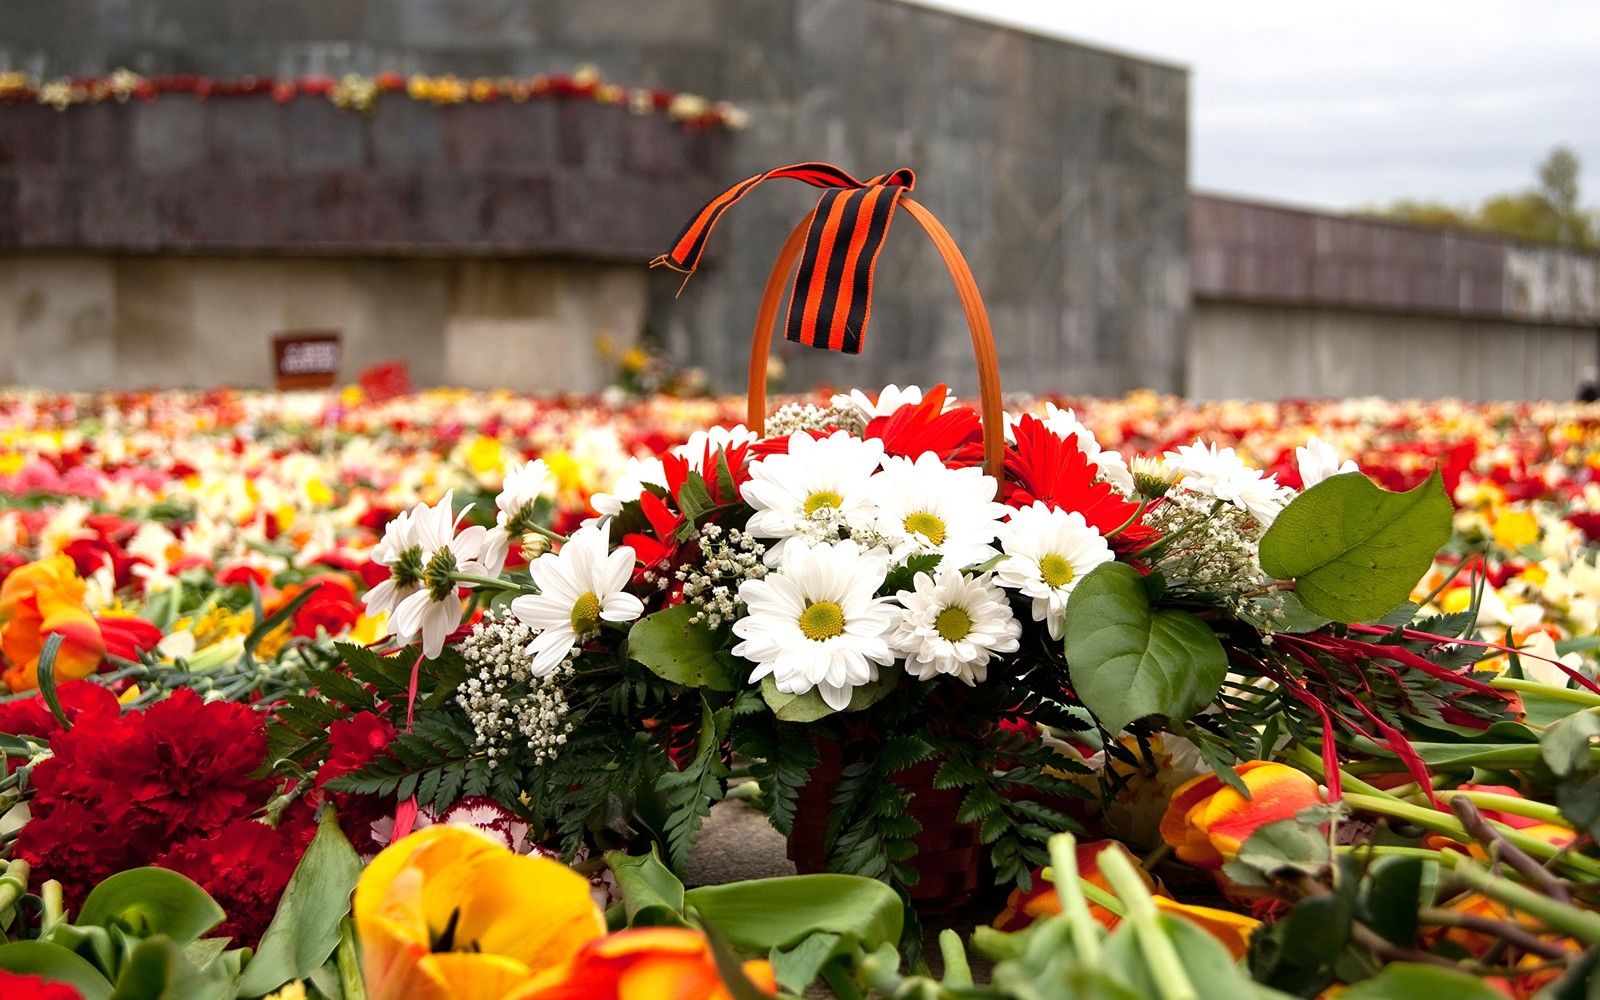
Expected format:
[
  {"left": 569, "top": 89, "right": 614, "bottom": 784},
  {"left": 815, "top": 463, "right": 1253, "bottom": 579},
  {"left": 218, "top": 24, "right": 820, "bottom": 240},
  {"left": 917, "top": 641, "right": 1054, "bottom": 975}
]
[
  {"left": 387, "top": 491, "right": 503, "bottom": 659},
  {"left": 496, "top": 459, "right": 555, "bottom": 529},
  {"left": 512, "top": 524, "right": 644, "bottom": 676},
  {"left": 1296, "top": 436, "right": 1358, "bottom": 490},
  {"left": 1163, "top": 441, "right": 1292, "bottom": 526},
  {"left": 829, "top": 384, "right": 953, "bottom": 423},
  {"left": 672, "top": 424, "right": 760, "bottom": 469},
  {"left": 1006, "top": 404, "right": 1134, "bottom": 494},
  {"left": 741, "top": 431, "right": 885, "bottom": 564},
  {"left": 891, "top": 567, "right": 1020, "bottom": 685},
  {"left": 868, "top": 452, "right": 1008, "bottom": 568},
  {"left": 731, "top": 539, "right": 898, "bottom": 711},
  {"left": 589, "top": 455, "right": 668, "bottom": 517},
  {"left": 996, "top": 502, "right": 1115, "bottom": 640},
  {"left": 363, "top": 507, "right": 420, "bottom": 620}
]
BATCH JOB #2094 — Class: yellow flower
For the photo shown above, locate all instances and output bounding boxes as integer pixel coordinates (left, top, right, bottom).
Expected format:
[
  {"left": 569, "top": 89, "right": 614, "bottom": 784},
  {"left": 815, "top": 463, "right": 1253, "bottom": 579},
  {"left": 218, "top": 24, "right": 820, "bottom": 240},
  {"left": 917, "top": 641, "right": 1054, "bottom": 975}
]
[
  {"left": 1492, "top": 508, "right": 1539, "bottom": 550},
  {"left": 354, "top": 825, "right": 606, "bottom": 1000}
]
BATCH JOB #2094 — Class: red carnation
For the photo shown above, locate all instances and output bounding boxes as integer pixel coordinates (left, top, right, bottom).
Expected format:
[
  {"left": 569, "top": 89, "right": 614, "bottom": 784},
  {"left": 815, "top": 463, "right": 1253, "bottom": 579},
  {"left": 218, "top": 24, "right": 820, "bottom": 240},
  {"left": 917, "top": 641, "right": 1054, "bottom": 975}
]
[
  {"left": 155, "top": 819, "right": 310, "bottom": 948},
  {"left": 317, "top": 711, "right": 399, "bottom": 854},
  {"left": 0, "top": 969, "right": 84, "bottom": 1000},
  {"left": 0, "top": 680, "right": 119, "bottom": 741}
]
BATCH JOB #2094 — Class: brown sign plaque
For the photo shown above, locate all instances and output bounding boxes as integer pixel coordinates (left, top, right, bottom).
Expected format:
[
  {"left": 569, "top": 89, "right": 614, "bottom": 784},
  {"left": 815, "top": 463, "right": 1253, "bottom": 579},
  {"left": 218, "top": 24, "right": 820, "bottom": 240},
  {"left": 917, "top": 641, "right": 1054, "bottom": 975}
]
[{"left": 272, "top": 331, "right": 342, "bottom": 390}]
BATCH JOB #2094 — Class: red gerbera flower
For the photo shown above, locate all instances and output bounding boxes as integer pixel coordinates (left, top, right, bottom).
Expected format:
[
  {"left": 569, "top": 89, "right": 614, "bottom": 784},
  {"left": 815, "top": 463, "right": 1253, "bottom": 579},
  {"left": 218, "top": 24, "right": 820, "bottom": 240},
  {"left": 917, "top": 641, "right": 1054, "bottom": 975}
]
[
  {"left": 1004, "top": 415, "right": 1156, "bottom": 552},
  {"left": 863, "top": 385, "right": 985, "bottom": 466}
]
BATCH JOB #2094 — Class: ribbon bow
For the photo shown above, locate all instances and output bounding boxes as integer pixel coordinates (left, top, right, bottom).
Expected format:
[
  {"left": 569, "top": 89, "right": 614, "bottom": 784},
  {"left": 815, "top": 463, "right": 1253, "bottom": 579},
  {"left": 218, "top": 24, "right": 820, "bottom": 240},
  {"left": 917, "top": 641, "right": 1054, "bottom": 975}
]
[{"left": 653, "top": 162, "right": 917, "bottom": 355}]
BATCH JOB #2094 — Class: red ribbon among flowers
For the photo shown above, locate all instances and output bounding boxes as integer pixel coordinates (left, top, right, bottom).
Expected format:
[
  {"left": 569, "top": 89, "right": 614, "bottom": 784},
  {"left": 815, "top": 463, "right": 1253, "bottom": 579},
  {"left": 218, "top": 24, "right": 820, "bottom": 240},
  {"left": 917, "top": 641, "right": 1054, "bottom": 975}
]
[{"left": 653, "top": 162, "right": 917, "bottom": 355}]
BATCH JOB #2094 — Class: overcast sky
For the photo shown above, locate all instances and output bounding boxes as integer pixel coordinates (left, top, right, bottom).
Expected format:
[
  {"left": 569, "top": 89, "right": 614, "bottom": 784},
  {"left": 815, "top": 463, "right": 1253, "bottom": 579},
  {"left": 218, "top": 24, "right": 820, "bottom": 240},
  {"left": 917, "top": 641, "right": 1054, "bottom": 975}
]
[{"left": 909, "top": 0, "right": 1600, "bottom": 212}]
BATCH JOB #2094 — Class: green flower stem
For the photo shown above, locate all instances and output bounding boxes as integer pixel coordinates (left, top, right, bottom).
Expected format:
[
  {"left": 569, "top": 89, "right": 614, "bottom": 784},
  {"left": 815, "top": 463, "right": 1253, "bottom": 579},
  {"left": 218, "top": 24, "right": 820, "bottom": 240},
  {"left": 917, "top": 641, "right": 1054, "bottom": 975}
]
[
  {"left": 1442, "top": 853, "right": 1600, "bottom": 946},
  {"left": 937, "top": 929, "right": 973, "bottom": 989},
  {"left": 1048, "top": 834, "right": 1102, "bottom": 967},
  {"left": 524, "top": 523, "right": 569, "bottom": 545},
  {"left": 1491, "top": 676, "right": 1600, "bottom": 707},
  {"left": 0, "top": 859, "right": 29, "bottom": 918},
  {"left": 450, "top": 572, "right": 531, "bottom": 593},
  {"left": 1343, "top": 793, "right": 1600, "bottom": 880},
  {"left": 1438, "top": 789, "right": 1570, "bottom": 827},
  {"left": 1098, "top": 847, "right": 1197, "bottom": 1000},
  {"left": 1336, "top": 845, "right": 1449, "bottom": 862},
  {"left": 40, "top": 879, "right": 64, "bottom": 935},
  {"left": 338, "top": 916, "right": 367, "bottom": 1000}
]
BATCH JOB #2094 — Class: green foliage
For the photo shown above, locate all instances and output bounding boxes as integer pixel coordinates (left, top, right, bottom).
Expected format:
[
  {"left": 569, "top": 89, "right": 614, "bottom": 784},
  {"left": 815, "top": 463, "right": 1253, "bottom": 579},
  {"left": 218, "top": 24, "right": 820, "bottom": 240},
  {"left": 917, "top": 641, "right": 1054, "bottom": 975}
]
[
  {"left": 627, "top": 605, "right": 738, "bottom": 690},
  {"left": 656, "top": 699, "right": 731, "bottom": 877},
  {"left": 1260, "top": 471, "right": 1452, "bottom": 623},
  {"left": 1366, "top": 146, "right": 1597, "bottom": 248},
  {"left": 1063, "top": 561, "right": 1228, "bottom": 735},
  {"left": 237, "top": 808, "right": 362, "bottom": 997},
  {"left": 733, "top": 720, "right": 819, "bottom": 838}
]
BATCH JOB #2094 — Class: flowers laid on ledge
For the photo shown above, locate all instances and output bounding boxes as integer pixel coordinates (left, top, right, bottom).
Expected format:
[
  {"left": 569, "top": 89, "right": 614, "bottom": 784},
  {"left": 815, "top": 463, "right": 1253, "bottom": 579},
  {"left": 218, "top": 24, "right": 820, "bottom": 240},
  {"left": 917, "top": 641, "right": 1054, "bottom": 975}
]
[
  {"left": 0, "top": 65, "right": 746, "bottom": 130},
  {"left": 2, "top": 384, "right": 1600, "bottom": 996}
]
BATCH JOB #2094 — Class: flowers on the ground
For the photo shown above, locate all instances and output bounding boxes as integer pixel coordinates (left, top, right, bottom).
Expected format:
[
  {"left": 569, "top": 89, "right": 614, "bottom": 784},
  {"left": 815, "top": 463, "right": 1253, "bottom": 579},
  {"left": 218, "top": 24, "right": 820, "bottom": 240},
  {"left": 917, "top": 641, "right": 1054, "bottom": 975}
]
[
  {"left": 512, "top": 926, "right": 777, "bottom": 1000},
  {"left": 0, "top": 555, "right": 106, "bottom": 690}
]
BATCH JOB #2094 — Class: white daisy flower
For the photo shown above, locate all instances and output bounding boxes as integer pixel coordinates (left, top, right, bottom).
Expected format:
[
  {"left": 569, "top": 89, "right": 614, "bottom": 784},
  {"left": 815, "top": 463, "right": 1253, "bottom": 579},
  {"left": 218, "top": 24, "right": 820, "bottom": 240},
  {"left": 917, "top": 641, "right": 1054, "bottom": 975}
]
[
  {"left": 363, "top": 507, "right": 420, "bottom": 620},
  {"left": 891, "top": 567, "right": 1020, "bottom": 685},
  {"left": 672, "top": 424, "right": 760, "bottom": 469},
  {"left": 1295, "top": 436, "right": 1358, "bottom": 490},
  {"left": 1006, "top": 404, "right": 1134, "bottom": 494},
  {"left": 741, "top": 430, "right": 885, "bottom": 564},
  {"left": 512, "top": 524, "right": 644, "bottom": 676},
  {"left": 1163, "top": 441, "right": 1293, "bottom": 527},
  {"left": 731, "top": 539, "right": 898, "bottom": 711},
  {"left": 996, "top": 502, "right": 1115, "bottom": 640},
  {"left": 868, "top": 452, "right": 1008, "bottom": 568},
  {"left": 829, "top": 384, "right": 954, "bottom": 424},
  {"left": 589, "top": 455, "right": 668, "bottom": 517},
  {"left": 387, "top": 491, "right": 503, "bottom": 659},
  {"left": 495, "top": 459, "right": 555, "bottom": 533}
]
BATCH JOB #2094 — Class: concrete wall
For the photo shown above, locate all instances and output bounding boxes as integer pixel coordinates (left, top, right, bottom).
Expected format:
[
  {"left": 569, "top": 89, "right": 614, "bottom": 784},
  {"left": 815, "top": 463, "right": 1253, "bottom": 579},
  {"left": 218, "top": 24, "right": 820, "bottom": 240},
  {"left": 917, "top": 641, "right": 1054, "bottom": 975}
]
[
  {"left": 1189, "top": 303, "right": 1597, "bottom": 401},
  {"left": 0, "top": 255, "right": 645, "bottom": 393},
  {"left": 0, "top": 0, "right": 1191, "bottom": 398}
]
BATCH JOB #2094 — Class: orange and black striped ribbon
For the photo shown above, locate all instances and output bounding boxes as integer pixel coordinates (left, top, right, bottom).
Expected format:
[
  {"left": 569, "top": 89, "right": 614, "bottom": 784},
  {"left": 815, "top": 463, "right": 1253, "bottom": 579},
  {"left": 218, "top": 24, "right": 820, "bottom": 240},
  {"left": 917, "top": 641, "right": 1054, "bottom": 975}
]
[{"left": 652, "top": 162, "right": 916, "bottom": 354}]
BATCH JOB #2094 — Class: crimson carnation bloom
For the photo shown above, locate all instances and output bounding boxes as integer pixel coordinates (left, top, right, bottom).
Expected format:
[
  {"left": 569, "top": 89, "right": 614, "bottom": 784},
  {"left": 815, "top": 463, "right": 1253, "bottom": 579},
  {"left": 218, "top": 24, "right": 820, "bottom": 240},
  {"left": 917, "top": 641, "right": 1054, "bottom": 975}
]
[
  {"left": 18, "top": 687, "right": 275, "bottom": 906},
  {"left": 317, "top": 711, "right": 400, "bottom": 854},
  {"left": 0, "top": 680, "right": 119, "bottom": 740},
  {"left": 0, "top": 969, "right": 84, "bottom": 1000},
  {"left": 155, "top": 819, "right": 311, "bottom": 948},
  {"left": 1004, "top": 415, "right": 1155, "bottom": 552}
]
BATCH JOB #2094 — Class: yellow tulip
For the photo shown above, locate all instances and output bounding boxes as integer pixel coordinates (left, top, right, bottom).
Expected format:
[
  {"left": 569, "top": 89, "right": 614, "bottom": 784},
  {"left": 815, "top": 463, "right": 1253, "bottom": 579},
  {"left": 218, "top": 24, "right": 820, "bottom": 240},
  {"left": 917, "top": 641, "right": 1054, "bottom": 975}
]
[{"left": 354, "top": 825, "right": 607, "bottom": 1000}]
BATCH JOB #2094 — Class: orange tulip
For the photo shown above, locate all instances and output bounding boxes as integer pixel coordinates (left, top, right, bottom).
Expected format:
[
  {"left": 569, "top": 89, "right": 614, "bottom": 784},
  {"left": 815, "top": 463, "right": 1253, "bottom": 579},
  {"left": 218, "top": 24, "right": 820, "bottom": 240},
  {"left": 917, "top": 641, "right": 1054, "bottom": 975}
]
[
  {"left": 509, "top": 926, "right": 777, "bottom": 1000},
  {"left": 353, "top": 825, "right": 607, "bottom": 1000},
  {"left": 1160, "top": 762, "right": 1323, "bottom": 868},
  {"left": 993, "top": 841, "right": 1260, "bottom": 958},
  {"left": 0, "top": 555, "right": 106, "bottom": 691}
]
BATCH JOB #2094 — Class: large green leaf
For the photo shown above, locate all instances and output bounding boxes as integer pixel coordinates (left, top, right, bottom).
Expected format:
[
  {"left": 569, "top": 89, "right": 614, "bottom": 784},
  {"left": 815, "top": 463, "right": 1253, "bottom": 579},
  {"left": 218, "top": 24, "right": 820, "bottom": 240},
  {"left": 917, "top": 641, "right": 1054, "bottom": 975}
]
[
  {"left": 76, "top": 869, "right": 224, "bottom": 946},
  {"left": 684, "top": 874, "right": 903, "bottom": 956},
  {"left": 109, "top": 936, "right": 234, "bottom": 1000},
  {"left": 1063, "top": 562, "right": 1227, "bottom": 735},
  {"left": 1259, "top": 471, "right": 1452, "bottom": 623},
  {"left": 758, "top": 671, "right": 897, "bottom": 722},
  {"left": 627, "top": 604, "right": 737, "bottom": 690},
  {"left": 236, "top": 808, "right": 362, "bottom": 997},
  {"left": 605, "top": 847, "right": 687, "bottom": 928},
  {"left": 0, "top": 941, "right": 114, "bottom": 1000}
]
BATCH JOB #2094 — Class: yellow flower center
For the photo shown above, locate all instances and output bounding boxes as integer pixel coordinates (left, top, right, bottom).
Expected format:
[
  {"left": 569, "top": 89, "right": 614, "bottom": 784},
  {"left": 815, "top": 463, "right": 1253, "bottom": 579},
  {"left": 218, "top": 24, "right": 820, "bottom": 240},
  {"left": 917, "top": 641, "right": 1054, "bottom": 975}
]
[
  {"left": 570, "top": 591, "right": 602, "bottom": 634},
  {"left": 1040, "top": 554, "right": 1075, "bottom": 589},
  {"left": 803, "top": 490, "right": 843, "bottom": 515},
  {"left": 798, "top": 601, "right": 845, "bottom": 641},
  {"left": 903, "top": 511, "right": 947, "bottom": 546},
  {"left": 934, "top": 606, "right": 972, "bottom": 643}
]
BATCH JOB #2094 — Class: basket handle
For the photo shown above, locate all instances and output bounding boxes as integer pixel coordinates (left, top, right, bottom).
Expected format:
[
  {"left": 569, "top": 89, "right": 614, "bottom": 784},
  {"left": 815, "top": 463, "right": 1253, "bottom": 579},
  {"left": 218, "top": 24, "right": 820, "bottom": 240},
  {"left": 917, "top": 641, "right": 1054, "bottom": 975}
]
[{"left": 746, "top": 196, "right": 1006, "bottom": 486}]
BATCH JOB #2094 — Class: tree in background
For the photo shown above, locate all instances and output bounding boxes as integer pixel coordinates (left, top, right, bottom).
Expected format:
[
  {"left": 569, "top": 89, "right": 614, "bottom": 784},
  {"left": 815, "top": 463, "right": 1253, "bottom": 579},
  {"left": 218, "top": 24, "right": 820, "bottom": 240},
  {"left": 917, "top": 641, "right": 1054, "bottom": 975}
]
[{"left": 1365, "top": 145, "right": 1596, "bottom": 248}]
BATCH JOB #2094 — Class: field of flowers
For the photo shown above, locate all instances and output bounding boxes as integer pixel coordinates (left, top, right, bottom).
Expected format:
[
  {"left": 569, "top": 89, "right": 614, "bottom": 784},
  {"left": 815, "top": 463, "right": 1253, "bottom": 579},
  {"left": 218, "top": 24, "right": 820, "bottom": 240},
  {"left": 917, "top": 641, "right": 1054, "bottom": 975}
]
[{"left": 4, "top": 383, "right": 1600, "bottom": 999}]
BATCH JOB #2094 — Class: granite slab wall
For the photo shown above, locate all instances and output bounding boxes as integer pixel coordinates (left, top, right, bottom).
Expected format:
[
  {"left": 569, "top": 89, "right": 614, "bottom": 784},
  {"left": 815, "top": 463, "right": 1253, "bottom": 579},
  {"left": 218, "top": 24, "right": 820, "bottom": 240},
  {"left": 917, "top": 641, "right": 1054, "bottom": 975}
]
[{"left": 0, "top": 0, "right": 1191, "bottom": 398}]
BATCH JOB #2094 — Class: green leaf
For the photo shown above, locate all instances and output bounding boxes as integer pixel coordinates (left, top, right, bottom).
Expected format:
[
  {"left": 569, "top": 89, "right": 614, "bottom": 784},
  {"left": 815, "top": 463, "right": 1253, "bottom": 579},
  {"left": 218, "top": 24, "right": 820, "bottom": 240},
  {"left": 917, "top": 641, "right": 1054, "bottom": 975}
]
[
  {"left": 237, "top": 808, "right": 363, "bottom": 997},
  {"left": 1063, "top": 562, "right": 1228, "bottom": 735},
  {"left": 35, "top": 633, "right": 71, "bottom": 729},
  {"left": 1360, "top": 856, "right": 1432, "bottom": 946},
  {"left": 758, "top": 672, "right": 897, "bottom": 722},
  {"left": 1222, "top": 813, "right": 1332, "bottom": 892},
  {"left": 1337, "top": 962, "right": 1507, "bottom": 1000},
  {"left": 77, "top": 869, "right": 224, "bottom": 946},
  {"left": 1543, "top": 710, "right": 1600, "bottom": 778},
  {"left": 1259, "top": 471, "right": 1452, "bottom": 622},
  {"left": 627, "top": 605, "right": 737, "bottom": 690},
  {"left": 684, "top": 873, "right": 903, "bottom": 956},
  {"left": 768, "top": 931, "right": 849, "bottom": 994},
  {"left": 605, "top": 848, "right": 688, "bottom": 928},
  {"left": 109, "top": 936, "right": 234, "bottom": 1000},
  {"left": 0, "top": 941, "right": 114, "bottom": 1000}
]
